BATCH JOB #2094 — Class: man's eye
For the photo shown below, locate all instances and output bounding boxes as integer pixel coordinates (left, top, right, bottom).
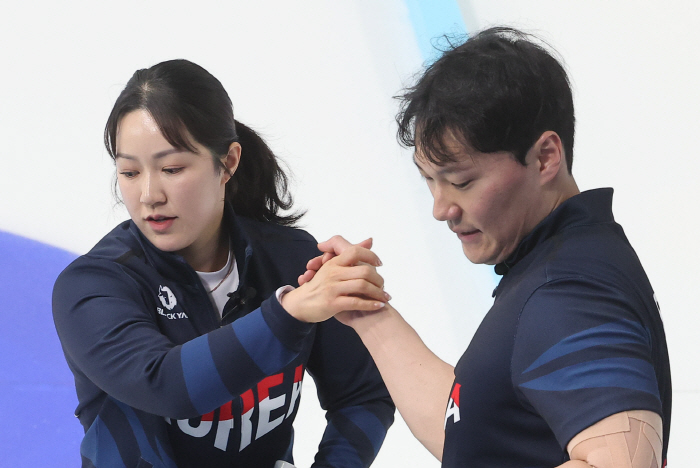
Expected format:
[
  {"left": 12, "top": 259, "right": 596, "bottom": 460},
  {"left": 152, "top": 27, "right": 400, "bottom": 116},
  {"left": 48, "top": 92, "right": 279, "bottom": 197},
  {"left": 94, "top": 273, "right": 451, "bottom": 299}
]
[{"left": 163, "top": 167, "right": 184, "bottom": 175}]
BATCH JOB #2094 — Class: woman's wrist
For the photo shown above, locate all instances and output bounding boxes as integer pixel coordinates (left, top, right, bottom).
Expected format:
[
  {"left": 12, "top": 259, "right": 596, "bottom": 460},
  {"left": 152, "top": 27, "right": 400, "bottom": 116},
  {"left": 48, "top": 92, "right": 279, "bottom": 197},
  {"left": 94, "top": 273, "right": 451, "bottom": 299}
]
[{"left": 279, "top": 287, "right": 311, "bottom": 322}]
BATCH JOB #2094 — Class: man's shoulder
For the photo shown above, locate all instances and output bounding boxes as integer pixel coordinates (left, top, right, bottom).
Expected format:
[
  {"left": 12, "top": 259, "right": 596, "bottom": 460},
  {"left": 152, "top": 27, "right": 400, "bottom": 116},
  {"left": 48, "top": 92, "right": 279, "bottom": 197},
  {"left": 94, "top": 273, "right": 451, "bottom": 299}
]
[
  {"left": 497, "top": 216, "right": 653, "bottom": 321},
  {"left": 510, "top": 221, "right": 656, "bottom": 344},
  {"left": 542, "top": 219, "right": 647, "bottom": 289}
]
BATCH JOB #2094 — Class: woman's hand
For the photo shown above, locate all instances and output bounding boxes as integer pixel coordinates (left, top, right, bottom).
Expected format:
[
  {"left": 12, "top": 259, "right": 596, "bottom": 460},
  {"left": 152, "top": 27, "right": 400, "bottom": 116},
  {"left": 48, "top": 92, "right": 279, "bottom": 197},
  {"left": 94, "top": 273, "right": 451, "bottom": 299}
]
[
  {"left": 298, "top": 236, "right": 372, "bottom": 286},
  {"left": 282, "top": 242, "right": 390, "bottom": 323}
]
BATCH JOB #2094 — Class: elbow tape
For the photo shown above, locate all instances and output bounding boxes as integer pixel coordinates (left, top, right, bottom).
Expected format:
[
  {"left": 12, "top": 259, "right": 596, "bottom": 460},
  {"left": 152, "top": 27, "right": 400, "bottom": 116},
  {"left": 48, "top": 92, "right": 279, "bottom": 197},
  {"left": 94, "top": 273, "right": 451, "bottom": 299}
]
[{"left": 566, "top": 411, "right": 663, "bottom": 468}]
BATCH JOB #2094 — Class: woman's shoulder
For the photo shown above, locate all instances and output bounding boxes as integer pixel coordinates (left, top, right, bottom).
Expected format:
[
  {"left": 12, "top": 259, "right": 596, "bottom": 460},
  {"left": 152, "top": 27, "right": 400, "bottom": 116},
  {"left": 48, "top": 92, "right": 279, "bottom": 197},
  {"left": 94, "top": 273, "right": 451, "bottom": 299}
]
[
  {"left": 237, "top": 216, "right": 317, "bottom": 245},
  {"left": 54, "top": 221, "right": 144, "bottom": 287},
  {"left": 235, "top": 217, "right": 320, "bottom": 269},
  {"left": 83, "top": 220, "right": 142, "bottom": 259}
]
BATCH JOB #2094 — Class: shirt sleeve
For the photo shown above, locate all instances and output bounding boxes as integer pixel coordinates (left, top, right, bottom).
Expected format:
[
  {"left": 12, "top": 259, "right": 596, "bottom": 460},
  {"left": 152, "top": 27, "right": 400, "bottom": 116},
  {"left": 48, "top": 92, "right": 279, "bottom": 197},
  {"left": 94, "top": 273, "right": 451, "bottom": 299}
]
[
  {"left": 511, "top": 277, "right": 662, "bottom": 449},
  {"left": 305, "top": 318, "right": 395, "bottom": 467},
  {"left": 52, "top": 258, "right": 314, "bottom": 420}
]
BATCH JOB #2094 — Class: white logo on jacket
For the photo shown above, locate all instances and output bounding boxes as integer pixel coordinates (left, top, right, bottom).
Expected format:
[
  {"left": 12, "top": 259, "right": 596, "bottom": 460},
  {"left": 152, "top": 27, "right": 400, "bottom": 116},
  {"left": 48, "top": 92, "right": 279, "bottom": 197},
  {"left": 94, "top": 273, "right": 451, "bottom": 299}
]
[
  {"left": 158, "top": 285, "right": 177, "bottom": 310},
  {"left": 156, "top": 285, "right": 188, "bottom": 319}
]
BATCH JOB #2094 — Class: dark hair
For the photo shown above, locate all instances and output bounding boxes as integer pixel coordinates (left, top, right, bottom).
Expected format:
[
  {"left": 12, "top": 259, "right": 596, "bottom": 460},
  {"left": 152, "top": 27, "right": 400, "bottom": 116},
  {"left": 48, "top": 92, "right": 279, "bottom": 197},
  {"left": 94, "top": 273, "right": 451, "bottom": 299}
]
[
  {"left": 396, "top": 27, "right": 575, "bottom": 172},
  {"left": 104, "top": 59, "right": 303, "bottom": 225}
]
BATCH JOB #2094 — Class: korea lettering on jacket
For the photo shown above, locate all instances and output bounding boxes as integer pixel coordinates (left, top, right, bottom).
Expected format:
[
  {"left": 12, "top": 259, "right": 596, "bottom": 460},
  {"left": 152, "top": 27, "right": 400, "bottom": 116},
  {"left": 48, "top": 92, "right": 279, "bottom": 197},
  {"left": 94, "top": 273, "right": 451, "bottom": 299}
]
[
  {"left": 168, "top": 365, "right": 304, "bottom": 452},
  {"left": 444, "top": 383, "right": 461, "bottom": 428}
]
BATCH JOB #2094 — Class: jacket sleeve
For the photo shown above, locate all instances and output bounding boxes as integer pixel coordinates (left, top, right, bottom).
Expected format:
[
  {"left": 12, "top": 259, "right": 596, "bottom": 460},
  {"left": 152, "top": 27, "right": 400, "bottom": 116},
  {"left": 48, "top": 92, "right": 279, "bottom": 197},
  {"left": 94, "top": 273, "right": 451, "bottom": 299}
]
[
  {"left": 305, "top": 317, "right": 395, "bottom": 467},
  {"left": 52, "top": 258, "right": 314, "bottom": 420}
]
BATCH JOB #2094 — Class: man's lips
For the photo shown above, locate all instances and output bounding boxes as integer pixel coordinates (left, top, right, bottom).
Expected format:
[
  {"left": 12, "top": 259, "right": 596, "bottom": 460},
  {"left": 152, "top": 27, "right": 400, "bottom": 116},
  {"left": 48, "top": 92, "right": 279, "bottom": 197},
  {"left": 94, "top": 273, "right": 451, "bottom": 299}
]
[{"left": 455, "top": 229, "right": 481, "bottom": 241}]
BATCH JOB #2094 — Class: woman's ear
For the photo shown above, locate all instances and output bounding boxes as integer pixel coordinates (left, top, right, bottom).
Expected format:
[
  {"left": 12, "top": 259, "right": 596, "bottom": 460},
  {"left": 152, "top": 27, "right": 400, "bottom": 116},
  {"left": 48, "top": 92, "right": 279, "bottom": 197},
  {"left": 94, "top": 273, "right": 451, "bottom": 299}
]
[{"left": 222, "top": 142, "right": 242, "bottom": 182}]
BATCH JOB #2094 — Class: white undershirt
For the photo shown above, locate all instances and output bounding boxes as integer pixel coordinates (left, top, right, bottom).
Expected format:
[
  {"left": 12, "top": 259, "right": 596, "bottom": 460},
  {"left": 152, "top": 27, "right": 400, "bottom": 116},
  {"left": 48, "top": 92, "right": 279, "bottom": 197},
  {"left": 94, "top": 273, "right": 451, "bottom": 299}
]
[
  {"left": 196, "top": 250, "right": 239, "bottom": 318},
  {"left": 196, "top": 250, "right": 295, "bottom": 320}
]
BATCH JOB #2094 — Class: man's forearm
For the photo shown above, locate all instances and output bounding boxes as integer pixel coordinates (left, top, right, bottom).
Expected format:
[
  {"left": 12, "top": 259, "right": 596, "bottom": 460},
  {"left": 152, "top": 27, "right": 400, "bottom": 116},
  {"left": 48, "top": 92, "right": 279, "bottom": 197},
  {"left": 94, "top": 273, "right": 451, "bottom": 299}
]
[{"left": 347, "top": 304, "right": 455, "bottom": 460}]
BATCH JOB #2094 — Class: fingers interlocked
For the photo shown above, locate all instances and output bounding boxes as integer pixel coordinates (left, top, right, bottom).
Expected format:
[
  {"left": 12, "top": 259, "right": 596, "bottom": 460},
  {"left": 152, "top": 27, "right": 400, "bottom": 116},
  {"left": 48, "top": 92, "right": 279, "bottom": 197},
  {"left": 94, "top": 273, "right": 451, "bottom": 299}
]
[{"left": 285, "top": 238, "right": 388, "bottom": 323}]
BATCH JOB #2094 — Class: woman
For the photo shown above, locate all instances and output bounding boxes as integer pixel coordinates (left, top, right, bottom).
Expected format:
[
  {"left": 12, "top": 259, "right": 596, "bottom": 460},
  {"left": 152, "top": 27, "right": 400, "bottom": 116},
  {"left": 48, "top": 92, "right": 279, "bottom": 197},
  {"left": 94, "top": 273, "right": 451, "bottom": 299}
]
[{"left": 52, "top": 59, "right": 393, "bottom": 468}]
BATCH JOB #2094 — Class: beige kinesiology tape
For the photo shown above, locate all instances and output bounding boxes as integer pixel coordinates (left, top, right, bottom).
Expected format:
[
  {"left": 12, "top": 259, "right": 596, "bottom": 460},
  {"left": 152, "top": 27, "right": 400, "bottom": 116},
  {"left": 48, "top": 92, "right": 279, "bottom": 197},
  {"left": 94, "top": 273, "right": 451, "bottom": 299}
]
[{"left": 566, "top": 411, "right": 662, "bottom": 468}]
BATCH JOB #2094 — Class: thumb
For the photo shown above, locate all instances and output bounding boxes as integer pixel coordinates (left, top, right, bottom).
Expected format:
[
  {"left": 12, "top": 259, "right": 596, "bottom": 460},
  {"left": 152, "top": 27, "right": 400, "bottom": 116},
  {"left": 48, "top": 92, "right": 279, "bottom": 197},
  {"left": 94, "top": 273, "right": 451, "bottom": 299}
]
[{"left": 357, "top": 238, "right": 373, "bottom": 249}]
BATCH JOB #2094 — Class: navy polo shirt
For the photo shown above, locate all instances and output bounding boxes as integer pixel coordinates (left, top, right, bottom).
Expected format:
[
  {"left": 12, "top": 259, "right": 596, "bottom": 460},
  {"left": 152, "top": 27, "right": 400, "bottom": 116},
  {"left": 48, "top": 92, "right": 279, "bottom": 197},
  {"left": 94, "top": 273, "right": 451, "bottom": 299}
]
[{"left": 442, "top": 189, "right": 671, "bottom": 467}]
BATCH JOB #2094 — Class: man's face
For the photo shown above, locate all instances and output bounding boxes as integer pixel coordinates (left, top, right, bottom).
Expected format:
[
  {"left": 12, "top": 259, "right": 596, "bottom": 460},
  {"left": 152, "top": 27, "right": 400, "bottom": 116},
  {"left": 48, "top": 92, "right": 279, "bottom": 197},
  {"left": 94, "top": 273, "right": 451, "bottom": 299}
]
[{"left": 414, "top": 139, "right": 546, "bottom": 265}]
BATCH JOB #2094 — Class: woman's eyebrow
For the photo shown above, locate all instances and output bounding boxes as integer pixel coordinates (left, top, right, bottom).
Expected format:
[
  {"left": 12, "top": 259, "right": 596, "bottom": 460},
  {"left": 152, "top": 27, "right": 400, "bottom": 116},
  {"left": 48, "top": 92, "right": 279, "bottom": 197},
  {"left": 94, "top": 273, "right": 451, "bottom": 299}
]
[{"left": 115, "top": 149, "right": 187, "bottom": 160}]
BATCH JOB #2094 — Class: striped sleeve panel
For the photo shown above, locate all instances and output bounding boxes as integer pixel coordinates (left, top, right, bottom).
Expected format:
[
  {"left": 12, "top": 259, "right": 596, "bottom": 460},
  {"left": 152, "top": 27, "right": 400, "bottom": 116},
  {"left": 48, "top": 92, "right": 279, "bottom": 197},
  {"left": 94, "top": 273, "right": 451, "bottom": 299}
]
[
  {"left": 512, "top": 279, "right": 663, "bottom": 448},
  {"left": 180, "top": 295, "right": 313, "bottom": 415},
  {"left": 313, "top": 404, "right": 392, "bottom": 468}
]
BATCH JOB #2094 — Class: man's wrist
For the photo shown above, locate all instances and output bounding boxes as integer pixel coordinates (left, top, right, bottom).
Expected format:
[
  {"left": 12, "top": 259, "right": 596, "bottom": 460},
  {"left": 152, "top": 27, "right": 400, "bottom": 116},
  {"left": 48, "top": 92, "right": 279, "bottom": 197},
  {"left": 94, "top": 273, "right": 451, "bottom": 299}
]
[{"left": 353, "top": 306, "right": 400, "bottom": 349}]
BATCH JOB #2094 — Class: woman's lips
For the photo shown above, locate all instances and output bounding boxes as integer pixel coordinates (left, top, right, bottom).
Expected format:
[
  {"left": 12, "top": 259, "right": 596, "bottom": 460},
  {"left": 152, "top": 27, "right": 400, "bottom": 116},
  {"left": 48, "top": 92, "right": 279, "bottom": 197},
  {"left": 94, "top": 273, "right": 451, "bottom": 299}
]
[{"left": 146, "top": 216, "right": 176, "bottom": 232}]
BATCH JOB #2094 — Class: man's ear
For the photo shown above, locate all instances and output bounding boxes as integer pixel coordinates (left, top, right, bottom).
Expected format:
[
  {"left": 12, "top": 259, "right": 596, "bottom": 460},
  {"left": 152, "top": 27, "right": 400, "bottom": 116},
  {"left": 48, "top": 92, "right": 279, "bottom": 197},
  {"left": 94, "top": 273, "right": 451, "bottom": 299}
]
[
  {"left": 222, "top": 142, "right": 242, "bottom": 183},
  {"left": 533, "top": 131, "right": 565, "bottom": 184}
]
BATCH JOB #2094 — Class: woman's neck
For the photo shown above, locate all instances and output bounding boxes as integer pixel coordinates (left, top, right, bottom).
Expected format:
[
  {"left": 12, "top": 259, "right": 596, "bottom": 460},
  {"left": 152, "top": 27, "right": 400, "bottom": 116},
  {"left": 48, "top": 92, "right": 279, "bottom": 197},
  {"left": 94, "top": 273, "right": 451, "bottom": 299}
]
[{"left": 178, "top": 220, "right": 230, "bottom": 272}]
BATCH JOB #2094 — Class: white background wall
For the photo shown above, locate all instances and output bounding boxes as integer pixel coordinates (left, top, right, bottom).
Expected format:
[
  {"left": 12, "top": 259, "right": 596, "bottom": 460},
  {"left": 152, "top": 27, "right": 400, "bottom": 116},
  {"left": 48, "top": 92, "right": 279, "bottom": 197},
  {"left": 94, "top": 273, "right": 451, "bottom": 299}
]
[{"left": 0, "top": 0, "right": 696, "bottom": 466}]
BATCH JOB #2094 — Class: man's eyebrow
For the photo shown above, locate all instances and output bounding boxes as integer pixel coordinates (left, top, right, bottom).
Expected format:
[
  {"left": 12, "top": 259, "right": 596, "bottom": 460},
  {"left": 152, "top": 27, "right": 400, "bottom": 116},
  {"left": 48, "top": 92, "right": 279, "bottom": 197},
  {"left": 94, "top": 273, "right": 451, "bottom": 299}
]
[
  {"left": 115, "top": 149, "right": 188, "bottom": 160},
  {"left": 412, "top": 157, "right": 470, "bottom": 175}
]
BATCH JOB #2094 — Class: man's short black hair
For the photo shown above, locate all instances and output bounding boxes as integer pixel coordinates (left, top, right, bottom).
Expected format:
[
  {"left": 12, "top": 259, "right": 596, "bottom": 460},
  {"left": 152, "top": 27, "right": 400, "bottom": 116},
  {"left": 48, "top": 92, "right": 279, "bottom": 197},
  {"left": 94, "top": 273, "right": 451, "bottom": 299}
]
[{"left": 397, "top": 27, "right": 575, "bottom": 172}]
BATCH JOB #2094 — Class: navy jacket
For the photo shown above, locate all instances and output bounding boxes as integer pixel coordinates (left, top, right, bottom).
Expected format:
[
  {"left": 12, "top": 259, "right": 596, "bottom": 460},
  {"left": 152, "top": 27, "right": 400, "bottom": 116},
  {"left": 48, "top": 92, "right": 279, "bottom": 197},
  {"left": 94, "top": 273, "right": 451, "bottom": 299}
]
[{"left": 53, "top": 207, "right": 394, "bottom": 468}]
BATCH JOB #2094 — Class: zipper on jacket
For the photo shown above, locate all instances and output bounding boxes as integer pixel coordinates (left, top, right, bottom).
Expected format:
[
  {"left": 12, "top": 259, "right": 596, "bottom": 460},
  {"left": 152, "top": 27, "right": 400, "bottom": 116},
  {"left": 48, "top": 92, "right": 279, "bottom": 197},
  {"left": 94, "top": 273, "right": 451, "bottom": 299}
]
[{"left": 221, "top": 286, "right": 257, "bottom": 325}]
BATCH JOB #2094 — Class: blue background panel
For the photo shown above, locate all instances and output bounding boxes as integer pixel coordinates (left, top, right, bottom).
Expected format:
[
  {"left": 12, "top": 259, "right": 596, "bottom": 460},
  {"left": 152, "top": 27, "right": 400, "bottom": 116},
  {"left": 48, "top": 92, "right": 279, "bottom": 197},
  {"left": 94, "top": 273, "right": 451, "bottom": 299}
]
[
  {"left": 0, "top": 231, "right": 81, "bottom": 466},
  {"left": 404, "top": 0, "right": 468, "bottom": 62}
]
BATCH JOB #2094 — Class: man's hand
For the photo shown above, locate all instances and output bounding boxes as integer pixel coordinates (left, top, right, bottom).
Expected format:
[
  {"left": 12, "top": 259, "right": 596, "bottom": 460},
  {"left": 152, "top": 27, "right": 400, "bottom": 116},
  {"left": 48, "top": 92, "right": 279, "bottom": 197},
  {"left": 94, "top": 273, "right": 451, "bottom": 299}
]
[
  {"left": 298, "top": 236, "right": 375, "bottom": 286},
  {"left": 282, "top": 243, "right": 389, "bottom": 323}
]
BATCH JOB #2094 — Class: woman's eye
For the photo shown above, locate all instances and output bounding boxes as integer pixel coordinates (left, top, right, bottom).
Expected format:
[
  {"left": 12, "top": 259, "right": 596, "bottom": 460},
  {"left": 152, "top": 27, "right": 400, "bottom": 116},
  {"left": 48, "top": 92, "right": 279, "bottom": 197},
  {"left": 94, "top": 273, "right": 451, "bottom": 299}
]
[
  {"left": 163, "top": 167, "right": 184, "bottom": 175},
  {"left": 119, "top": 171, "right": 138, "bottom": 178},
  {"left": 453, "top": 180, "right": 470, "bottom": 189}
]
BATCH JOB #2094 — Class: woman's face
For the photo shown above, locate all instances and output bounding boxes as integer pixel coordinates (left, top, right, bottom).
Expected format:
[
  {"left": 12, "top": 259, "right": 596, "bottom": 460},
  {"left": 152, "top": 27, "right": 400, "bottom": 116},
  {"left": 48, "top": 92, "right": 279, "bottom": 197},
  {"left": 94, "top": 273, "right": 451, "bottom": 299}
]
[{"left": 115, "top": 110, "right": 234, "bottom": 267}]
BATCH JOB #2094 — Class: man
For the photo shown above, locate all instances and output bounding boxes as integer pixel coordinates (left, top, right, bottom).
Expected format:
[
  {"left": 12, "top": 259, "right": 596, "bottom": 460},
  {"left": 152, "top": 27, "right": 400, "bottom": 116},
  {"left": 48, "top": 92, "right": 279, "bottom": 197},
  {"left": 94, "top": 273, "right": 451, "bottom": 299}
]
[{"left": 284, "top": 27, "right": 671, "bottom": 467}]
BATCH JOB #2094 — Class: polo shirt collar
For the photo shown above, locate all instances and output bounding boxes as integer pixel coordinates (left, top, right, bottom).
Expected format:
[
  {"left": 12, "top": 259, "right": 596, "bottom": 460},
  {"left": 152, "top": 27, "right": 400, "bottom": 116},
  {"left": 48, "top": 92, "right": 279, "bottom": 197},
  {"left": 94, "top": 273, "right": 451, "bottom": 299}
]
[{"left": 494, "top": 188, "right": 615, "bottom": 276}]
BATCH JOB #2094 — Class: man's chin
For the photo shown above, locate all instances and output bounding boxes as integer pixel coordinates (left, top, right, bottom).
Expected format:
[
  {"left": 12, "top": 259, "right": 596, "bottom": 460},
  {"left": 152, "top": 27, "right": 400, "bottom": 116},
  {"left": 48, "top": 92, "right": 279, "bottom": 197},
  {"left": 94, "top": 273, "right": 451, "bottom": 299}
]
[
  {"left": 461, "top": 245, "right": 503, "bottom": 266},
  {"left": 462, "top": 246, "right": 485, "bottom": 265}
]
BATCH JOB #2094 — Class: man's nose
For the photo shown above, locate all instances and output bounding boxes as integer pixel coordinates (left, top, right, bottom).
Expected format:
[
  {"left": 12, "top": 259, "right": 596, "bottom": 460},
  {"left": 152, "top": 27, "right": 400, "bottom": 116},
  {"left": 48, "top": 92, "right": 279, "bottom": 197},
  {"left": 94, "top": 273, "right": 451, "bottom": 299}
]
[{"left": 432, "top": 186, "right": 460, "bottom": 222}]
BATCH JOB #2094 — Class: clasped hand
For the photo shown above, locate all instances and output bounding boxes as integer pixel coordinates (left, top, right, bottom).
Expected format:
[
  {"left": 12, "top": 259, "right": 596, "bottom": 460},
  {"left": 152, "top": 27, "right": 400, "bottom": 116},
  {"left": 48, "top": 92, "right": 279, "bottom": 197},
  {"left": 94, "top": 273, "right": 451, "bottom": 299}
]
[{"left": 280, "top": 236, "right": 390, "bottom": 323}]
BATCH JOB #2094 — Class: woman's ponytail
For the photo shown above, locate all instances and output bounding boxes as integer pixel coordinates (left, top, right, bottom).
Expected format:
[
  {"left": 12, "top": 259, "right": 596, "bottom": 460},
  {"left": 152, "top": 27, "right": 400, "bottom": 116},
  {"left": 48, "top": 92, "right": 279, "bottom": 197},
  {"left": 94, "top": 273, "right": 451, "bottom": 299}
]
[{"left": 226, "top": 120, "right": 304, "bottom": 226}]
